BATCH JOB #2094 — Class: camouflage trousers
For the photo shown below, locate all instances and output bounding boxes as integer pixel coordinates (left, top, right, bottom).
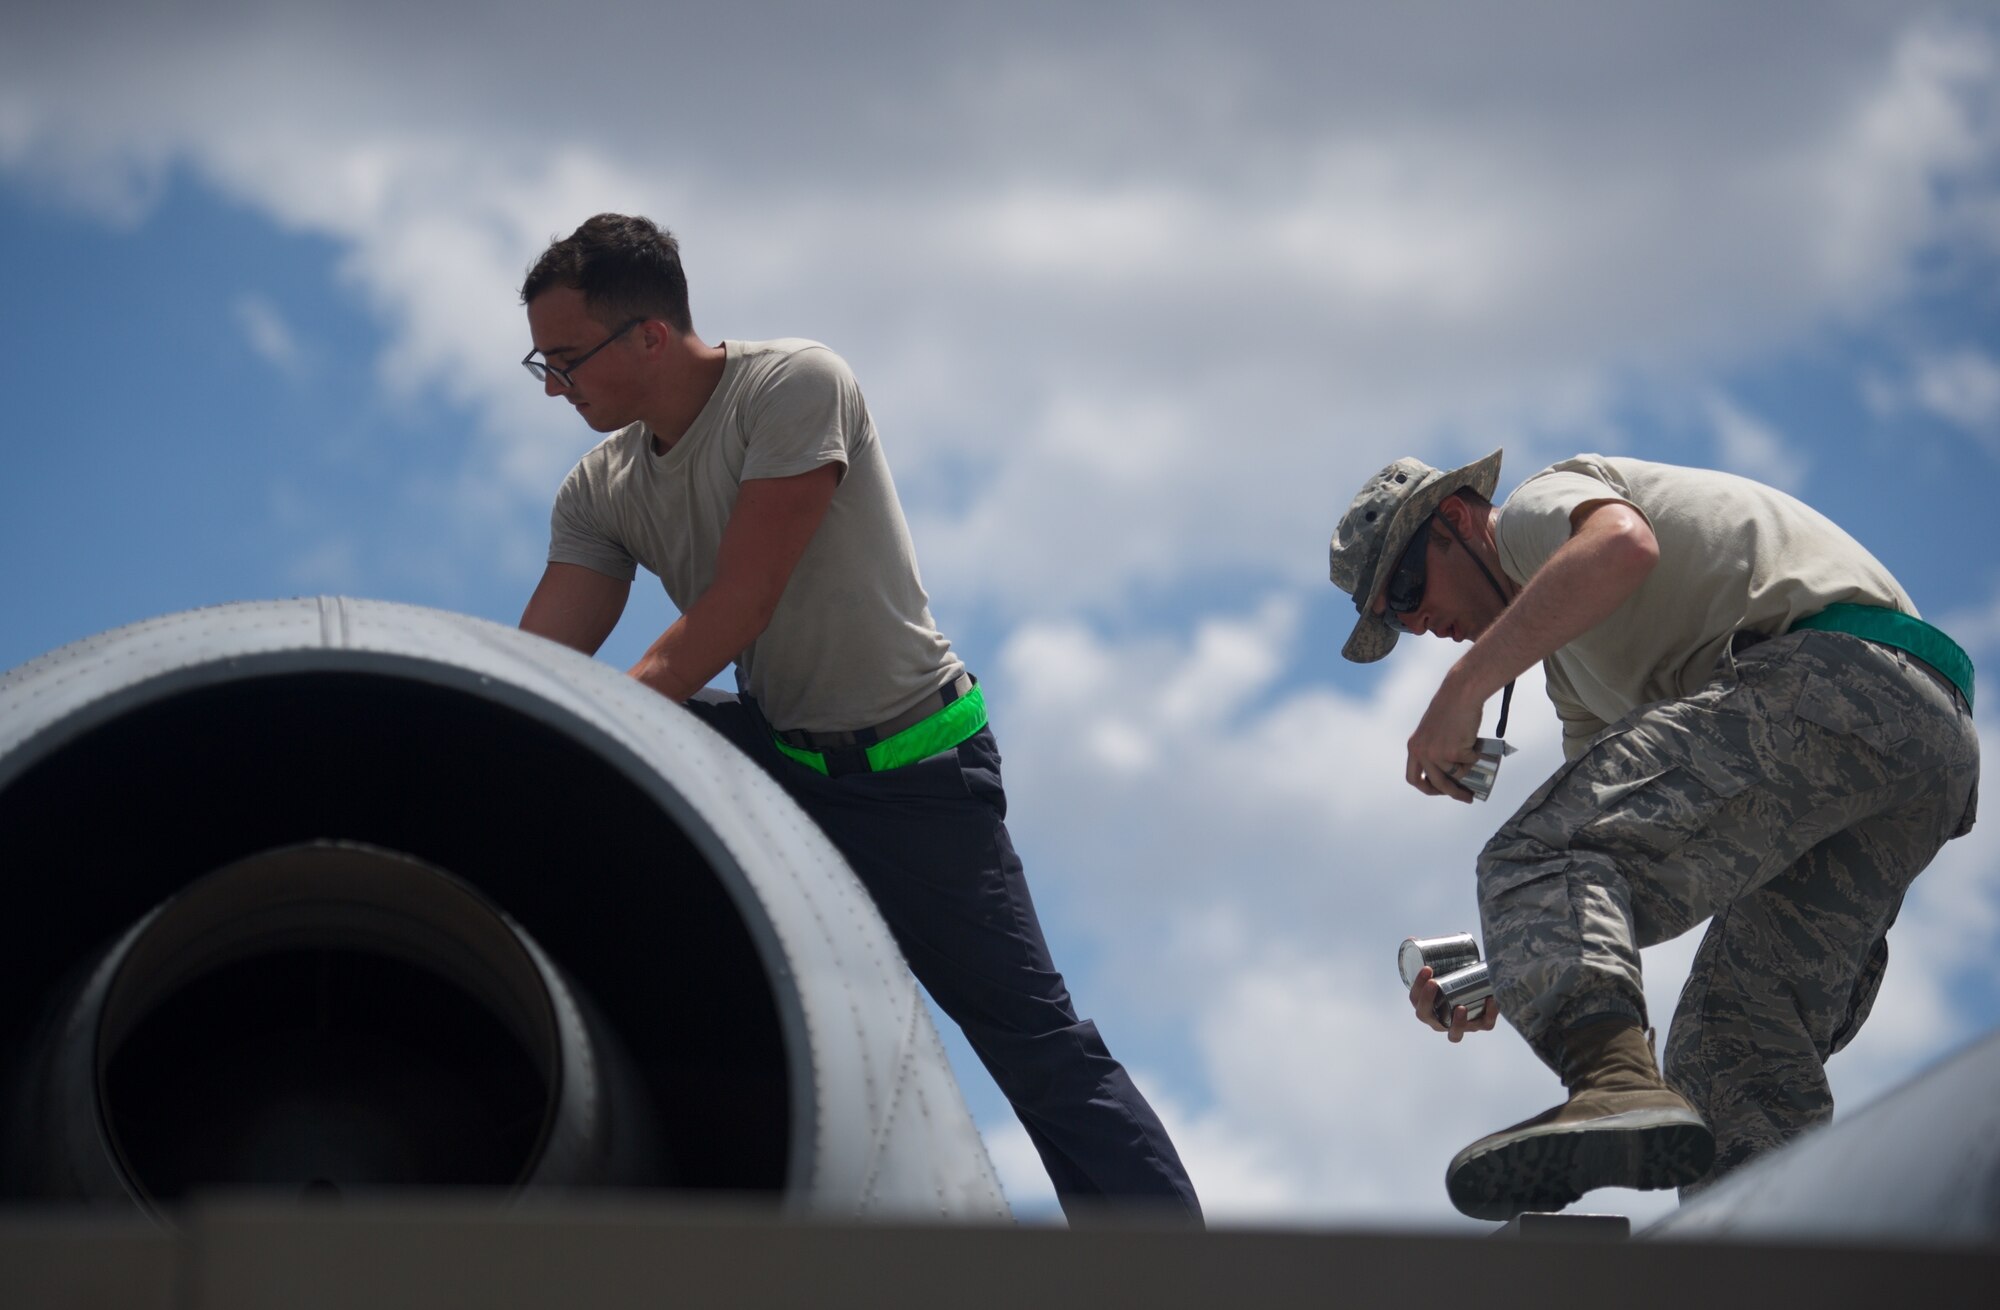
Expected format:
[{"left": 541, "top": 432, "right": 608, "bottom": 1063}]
[{"left": 1477, "top": 629, "right": 1979, "bottom": 1187}]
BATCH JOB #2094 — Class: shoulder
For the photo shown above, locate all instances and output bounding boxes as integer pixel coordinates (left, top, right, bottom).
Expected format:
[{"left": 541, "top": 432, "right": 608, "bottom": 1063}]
[
  {"left": 1494, "top": 457, "right": 1631, "bottom": 573},
  {"left": 732, "top": 341, "right": 867, "bottom": 434},
  {"left": 1503, "top": 456, "right": 1648, "bottom": 526},
  {"left": 733, "top": 338, "right": 855, "bottom": 388},
  {"left": 1506, "top": 455, "right": 1627, "bottom": 505}
]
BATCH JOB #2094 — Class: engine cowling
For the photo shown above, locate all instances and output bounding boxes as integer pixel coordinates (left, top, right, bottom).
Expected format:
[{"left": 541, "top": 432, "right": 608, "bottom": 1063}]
[{"left": 0, "top": 598, "right": 1006, "bottom": 1220}]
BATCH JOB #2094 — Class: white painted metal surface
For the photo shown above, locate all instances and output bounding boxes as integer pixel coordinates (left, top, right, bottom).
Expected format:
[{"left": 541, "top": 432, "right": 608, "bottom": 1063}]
[
  {"left": 0, "top": 598, "right": 1008, "bottom": 1220},
  {"left": 1647, "top": 1027, "right": 2000, "bottom": 1244}
]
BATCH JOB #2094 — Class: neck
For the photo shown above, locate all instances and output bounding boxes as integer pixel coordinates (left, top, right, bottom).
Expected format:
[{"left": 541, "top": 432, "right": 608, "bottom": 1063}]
[
  {"left": 645, "top": 337, "right": 729, "bottom": 453},
  {"left": 1443, "top": 506, "right": 1517, "bottom": 606}
]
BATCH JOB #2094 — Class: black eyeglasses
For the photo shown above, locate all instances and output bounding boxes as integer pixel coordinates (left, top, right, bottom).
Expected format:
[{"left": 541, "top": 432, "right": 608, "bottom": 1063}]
[
  {"left": 1381, "top": 512, "right": 1436, "bottom": 632},
  {"left": 521, "top": 317, "right": 644, "bottom": 388}
]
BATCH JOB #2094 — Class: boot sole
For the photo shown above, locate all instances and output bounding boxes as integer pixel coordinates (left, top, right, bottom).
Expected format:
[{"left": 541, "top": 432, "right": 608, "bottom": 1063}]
[{"left": 1445, "top": 1108, "right": 1715, "bottom": 1222}]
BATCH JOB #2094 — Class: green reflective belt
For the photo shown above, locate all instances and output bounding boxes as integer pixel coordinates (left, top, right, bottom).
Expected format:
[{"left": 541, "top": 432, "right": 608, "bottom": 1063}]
[
  {"left": 1790, "top": 603, "right": 1975, "bottom": 710},
  {"left": 773, "top": 684, "right": 990, "bottom": 776}
]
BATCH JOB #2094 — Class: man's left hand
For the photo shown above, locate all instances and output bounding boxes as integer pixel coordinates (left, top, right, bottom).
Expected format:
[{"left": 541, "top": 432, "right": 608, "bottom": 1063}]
[{"left": 1409, "top": 965, "right": 1502, "bottom": 1040}]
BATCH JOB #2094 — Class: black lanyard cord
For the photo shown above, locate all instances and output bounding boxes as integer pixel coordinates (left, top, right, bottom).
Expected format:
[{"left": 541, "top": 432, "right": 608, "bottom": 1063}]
[{"left": 1436, "top": 508, "right": 1518, "bottom": 741}]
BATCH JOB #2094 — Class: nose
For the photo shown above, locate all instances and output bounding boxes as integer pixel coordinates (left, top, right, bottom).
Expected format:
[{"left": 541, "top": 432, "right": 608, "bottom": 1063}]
[{"left": 542, "top": 372, "right": 567, "bottom": 399}]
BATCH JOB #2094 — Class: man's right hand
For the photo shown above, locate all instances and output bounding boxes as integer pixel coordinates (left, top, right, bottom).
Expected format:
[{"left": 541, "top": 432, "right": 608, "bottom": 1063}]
[{"left": 1409, "top": 964, "right": 1501, "bottom": 1043}]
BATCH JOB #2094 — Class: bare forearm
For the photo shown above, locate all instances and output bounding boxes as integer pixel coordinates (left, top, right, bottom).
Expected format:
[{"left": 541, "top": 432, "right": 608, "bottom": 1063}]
[
  {"left": 1402, "top": 502, "right": 1655, "bottom": 801},
  {"left": 1442, "top": 512, "right": 1657, "bottom": 706},
  {"left": 627, "top": 588, "right": 772, "bottom": 703},
  {"left": 626, "top": 465, "right": 842, "bottom": 705}
]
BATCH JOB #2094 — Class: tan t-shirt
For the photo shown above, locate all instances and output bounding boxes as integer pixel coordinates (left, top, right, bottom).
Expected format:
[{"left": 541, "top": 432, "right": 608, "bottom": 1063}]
[
  {"left": 1496, "top": 455, "right": 1914, "bottom": 758},
  {"left": 547, "top": 338, "right": 962, "bottom": 733}
]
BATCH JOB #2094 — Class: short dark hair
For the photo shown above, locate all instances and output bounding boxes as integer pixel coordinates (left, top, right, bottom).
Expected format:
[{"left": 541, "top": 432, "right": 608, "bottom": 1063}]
[{"left": 521, "top": 213, "right": 693, "bottom": 333}]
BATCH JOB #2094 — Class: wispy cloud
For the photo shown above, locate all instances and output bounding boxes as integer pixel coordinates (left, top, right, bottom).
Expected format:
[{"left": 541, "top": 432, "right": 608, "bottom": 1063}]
[
  {"left": 1705, "top": 393, "right": 1810, "bottom": 491},
  {"left": 282, "top": 536, "right": 361, "bottom": 592},
  {"left": 232, "top": 292, "right": 307, "bottom": 377},
  {"left": 4, "top": 7, "right": 1997, "bottom": 622},
  {"left": 1864, "top": 345, "right": 2000, "bottom": 455},
  {"left": 1914, "top": 347, "right": 2000, "bottom": 438},
  {"left": 1936, "top": 572, "right": 2000, "bottom": 657}
]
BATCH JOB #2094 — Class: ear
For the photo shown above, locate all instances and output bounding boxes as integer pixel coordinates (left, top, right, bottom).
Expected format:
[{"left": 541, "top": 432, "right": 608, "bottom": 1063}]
[{"left": 1435, "top": 492, "right": 1472, "bottom": 533}]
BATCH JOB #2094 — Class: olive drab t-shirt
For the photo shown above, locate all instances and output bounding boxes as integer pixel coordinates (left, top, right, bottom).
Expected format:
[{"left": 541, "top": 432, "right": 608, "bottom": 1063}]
[
  {"left": 546, "top": 338, "right": 962, "bottom": 733},
  {"left": 1495, "top": 455, "right": 1914, "bottom": 759}
]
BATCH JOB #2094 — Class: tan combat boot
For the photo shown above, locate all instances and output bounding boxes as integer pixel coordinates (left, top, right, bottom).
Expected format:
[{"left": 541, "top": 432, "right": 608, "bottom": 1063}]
[{"left": 1445, "top": 1017, "right": 1714, "bottom": 1221}]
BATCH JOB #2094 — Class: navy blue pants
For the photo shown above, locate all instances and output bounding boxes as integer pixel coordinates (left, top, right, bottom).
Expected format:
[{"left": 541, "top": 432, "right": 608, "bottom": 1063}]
[{"left": 686, "top": 692, "right": 1201, "bottom": 1223}]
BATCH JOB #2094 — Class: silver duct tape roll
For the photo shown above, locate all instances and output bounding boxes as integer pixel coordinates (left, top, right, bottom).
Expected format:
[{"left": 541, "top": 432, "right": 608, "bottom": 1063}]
[{"left": 1398, "top": 933, "right": 1480, "bottom": 989}]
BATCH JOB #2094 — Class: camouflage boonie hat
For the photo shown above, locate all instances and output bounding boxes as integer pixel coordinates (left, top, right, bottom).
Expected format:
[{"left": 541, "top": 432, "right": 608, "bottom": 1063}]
[{"left": 1329, "top": 449, "right": 1504, "bottom": 663}]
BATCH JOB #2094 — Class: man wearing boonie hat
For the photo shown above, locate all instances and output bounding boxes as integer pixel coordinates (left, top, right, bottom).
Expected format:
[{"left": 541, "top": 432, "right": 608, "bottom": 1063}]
[{"left": 1328, "top": 450, "right": 1979, "bottom": 1221}]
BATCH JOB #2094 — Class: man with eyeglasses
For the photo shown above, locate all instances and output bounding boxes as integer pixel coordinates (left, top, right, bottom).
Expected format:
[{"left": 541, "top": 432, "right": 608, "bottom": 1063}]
[
  {"left": 1326, "top": 450, "right": 1978, "bottom": 1220},
  {"left": 513, "top": 213, "right": 1200, "bottom": 1223}
]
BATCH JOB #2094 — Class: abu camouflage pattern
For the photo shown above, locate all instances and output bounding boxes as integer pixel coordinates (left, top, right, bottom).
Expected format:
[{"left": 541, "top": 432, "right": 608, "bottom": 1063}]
[{"left": 1476, "top": 628, "right": 1979, "bottom": 1187}]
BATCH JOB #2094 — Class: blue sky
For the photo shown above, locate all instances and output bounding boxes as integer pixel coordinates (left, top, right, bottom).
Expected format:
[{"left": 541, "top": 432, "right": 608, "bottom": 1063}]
[{"left": 4, "top": 2, "right": 1998, "bottom": 1226}]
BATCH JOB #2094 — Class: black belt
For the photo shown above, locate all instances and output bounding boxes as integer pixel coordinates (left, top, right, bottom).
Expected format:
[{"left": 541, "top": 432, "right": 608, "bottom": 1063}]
[{"left": 774, "top": 672, "right": 976, "bottom": 751}]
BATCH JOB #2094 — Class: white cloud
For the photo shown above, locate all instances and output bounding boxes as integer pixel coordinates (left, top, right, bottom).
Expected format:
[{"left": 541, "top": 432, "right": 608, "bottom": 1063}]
[
  {"left": 4, "top": 5, "right": 1997, "bottom": 619},
  {"left": 1808, "top": 22, "right": 1998, "bottom": 301},
  {"left": 1705, "top": 393, "right": 1810, "bottom": 491},
  {"left": 1937, "top": 574, "right": 2000, "bottom": 657},
  {"left": 1861, "top": 345, "right": 2000, "bottom": 455},
  {"left": 1914, "top": 347, "right": 2000, "bottom": 436},
  {"left": 283, "top": 537, "right": 362, "bottom": 592},
  {"left": 979, "top": 1118, "right": 1062, "bottom": 1221},
  {"left": 232, "top": 292, "right": 306, "bottom": 377}
]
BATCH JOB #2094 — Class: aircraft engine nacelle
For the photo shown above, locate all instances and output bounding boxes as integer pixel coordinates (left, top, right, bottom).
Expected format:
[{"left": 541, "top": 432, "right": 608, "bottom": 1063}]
[{"left": 0, "top": 599, "right": 1007, "bottom": 1221}]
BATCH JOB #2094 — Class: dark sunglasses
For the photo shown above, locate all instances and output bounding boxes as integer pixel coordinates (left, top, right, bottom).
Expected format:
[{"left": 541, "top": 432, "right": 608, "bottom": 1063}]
[{"left": 1381, "top": 512, "right": 1437, "bottom": 631}]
